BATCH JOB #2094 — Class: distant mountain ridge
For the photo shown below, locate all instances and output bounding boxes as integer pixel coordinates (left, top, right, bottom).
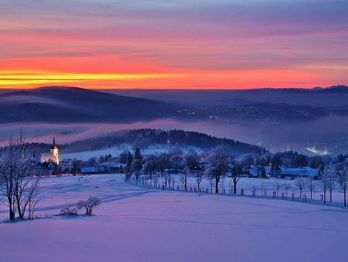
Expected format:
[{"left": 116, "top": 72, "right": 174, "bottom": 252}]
[
  {"left": 107, "top": 85, "right": 348, "bottom": 107},
  {"left": 1, "top": 85, "right": 348, "bottom": 124},
  {"left": 311, "top": 85, "right": 348, "bottom": 92},
  {"left": 0, "top": 86, "right": 185, "bottom": 123}
]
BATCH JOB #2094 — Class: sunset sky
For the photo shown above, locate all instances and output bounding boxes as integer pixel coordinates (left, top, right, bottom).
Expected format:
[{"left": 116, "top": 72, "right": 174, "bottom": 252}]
[{"left": 1, "top": 0, "right": 347, "bottom": 89}]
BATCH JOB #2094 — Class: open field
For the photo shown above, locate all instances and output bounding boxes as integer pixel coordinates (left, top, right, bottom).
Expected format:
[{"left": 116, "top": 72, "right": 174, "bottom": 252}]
[{"left": 1, "top": 174, "right": 348, "bottom": 262}]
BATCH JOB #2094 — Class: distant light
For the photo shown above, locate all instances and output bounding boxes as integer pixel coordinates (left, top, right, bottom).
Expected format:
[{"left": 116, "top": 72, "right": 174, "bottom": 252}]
[{"left": 305, "top": 146, "right": 330, "bottom": 156}]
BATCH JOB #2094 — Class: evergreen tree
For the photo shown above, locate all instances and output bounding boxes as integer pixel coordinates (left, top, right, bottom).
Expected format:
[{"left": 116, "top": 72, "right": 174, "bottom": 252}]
[
  {"left": 134, "top": 147, "right": 142, "bottom": 161},
  {"left": 126, "top": 152, "right": 133, "bottom": 175}
]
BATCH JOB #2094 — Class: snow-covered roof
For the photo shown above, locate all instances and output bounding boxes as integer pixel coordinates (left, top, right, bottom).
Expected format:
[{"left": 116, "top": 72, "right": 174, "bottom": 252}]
[
  {"left": 99, "top": 162, "right": 126, "bottom": 168},
  {"left": 249, "top": 166, "right": 319, "bottom": 177},
  {"left": 81, "top": 166, "right": 102, "bottom": 173},
  {"left": 280, "top": 167, "right": 319, "bottom": 177}
]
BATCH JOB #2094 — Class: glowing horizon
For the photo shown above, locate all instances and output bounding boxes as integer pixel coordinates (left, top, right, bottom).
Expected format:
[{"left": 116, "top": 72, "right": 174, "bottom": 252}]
[{"left": 1, "top": 0, "right": 347, "bottom": 89}]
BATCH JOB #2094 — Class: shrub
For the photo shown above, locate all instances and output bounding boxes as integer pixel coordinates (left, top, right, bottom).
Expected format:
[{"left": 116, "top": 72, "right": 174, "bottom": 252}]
[
  {"left": 76, "top": 196, "right": 101, "bottom": 215},
  {"left": 60, "top": 207, "right": 78, "bottom": 216}
]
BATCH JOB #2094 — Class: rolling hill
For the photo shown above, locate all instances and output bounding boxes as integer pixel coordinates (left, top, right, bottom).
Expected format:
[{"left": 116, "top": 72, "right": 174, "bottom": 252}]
[
  {"left": 0, "top": 86, "right": 185, "bottom": 123},
  {"left": 1, "top": 85, "right": 348, "bottom": 124}
]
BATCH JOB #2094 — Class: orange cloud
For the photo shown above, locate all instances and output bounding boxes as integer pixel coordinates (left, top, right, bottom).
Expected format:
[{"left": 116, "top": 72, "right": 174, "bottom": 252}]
[{"left": 1, "top": 0, "right": 347, "bottom": 89}]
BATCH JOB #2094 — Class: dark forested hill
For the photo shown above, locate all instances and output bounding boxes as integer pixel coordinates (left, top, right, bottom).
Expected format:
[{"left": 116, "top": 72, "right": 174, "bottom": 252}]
[{"left": 26, "top": 129, "right": 267, "bottom": 156}]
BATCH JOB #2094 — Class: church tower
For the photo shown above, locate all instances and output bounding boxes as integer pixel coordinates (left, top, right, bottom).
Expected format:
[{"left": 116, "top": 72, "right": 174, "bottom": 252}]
[{"left": 49, "top": 137, "right": 59, "bottom": 165}]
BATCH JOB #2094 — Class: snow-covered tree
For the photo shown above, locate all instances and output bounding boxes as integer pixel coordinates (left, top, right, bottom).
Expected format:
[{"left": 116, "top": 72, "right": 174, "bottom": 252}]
[
  {"left": 118, "top": 151, "right": 129, "bottom": 164},
  {"left": 181, "top": 168, "right": 189, "bottom": 190},
  {"left": 183, "top": 152, "right": 200, "bottom": 191},
  {"left": 294, "top": 177, "right": 306, "bottom": 198},
  {"left": 270, "top": 154, "right": 282, "bottom": 177},
  {"left": 319, "top": 165, "right": 336, "bottom": 204},
  {"left": 240, "top": 154, "right": 254, "bottom": 174},
  {"left": 336, "top": 164, "right": 348, "bottom": 207},
  {"left": 125, "top": 152, "right": 133, "bottom": 180},
  {"left": 169, "top": 147, "right": 184, "bottom": 173},
  {"left": 231, "top": 160, "right": 242, "bottom": 194},
  {"left": 306, "top": 176, "right": 316, "bottom": 200},
  {"left": 0, "top": 135, "right": 41, "bottom": 221},
  {"left": 134, "top": 147, "right": 142, "bottom": 161},
  {"left": 76, "top": 196, "right": 101, "bottom": 215},
  {"left": 327, "top": 169, "right": 336, "bottom": 203},
  {"left": 284, "top": 183, "right": 291, "bottom": 197},
  {"left": 272, "top": 178, "right": 282, "bottom": 197},
  {"left": 131, "top": 148, "right": 143, "bottom": 184},
  {"left": 70, "top": 158, "right": 82, "bottom": 176},
  {"left": 257, "top": 166, "right": 267, "bottom": 178},
  {"left": 207, "top": 146, "right": 230, "bottom": 194},
  {"left": 131, "top": 159, "right": 142, "bottom": 183},
  {"left": 194, "top": 170, "right": 204, "bottom": 191},
  {"left": 143, "top": 155, "right": 154, "bottom": 183},
  {"left": 155, "top": 153, "right": 170, "bottom": 175}
]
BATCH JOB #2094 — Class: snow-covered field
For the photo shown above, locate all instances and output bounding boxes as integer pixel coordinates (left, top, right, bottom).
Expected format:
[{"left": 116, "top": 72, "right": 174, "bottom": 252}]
[
  {"left": 1, "top": 174, "right": 348, "bottom": 262},
  {"left": 150, "top": 174, "right": 345, "bottom": 204}
]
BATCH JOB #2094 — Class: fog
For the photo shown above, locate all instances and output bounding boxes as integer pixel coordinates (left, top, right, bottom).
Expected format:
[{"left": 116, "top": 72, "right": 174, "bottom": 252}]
[{"left": 1, "top": 115, "right": 347, "bottom": 155}]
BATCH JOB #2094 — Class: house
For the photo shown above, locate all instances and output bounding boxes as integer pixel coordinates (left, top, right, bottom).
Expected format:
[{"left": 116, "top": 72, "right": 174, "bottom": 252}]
[{"left": 249, "top": 166, "right": 319, "bottom": 179}]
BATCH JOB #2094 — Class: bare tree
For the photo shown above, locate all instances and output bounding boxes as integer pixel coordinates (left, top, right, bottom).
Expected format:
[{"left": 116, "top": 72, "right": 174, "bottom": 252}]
[
  {"left": 294, "top": 176, "right": 306, "bottom": 198},
  {"left": 327, "top": 167, "right": 336, "bottom": 203},
  {"left": 0, "top": 142, "right": 17, "bottom": 221},
  {"left": 131, "top": 148, "right": 143, "bottom": 184},
  {"left": 169, "top": 147, "right": 184, "bottom": 173},
  {"left": 284, "top": 183, "right": 291, "bottom": 197},
  {"left": 336, "top": 164, "right": 348, "bottom": 207},
  {"left": 272, "top": 178, "right": 282, "bottom": 197},
  {"left": 17, "top": 176, "right": 41, "bottom": 219},
  {"left": 194, "top": 170, "right": 204, "bottom": 191},
  {"left": 144, "top": 153, "right": 169, "bottom": 187},
  {"left": 14, "top": 148, "right": 40, "bottom": 219},
  {"left": 207, "top": 146, "right": 230, "bottom": 194},
  {"left": 306, "top": 176, "right": 316, "bottom": 200},
  {"left": 143, "top": 154, "right": 156, "bottom": 180},
  {"left": 319, "top": 165, "right": 335, "bottom": 204},
  {"left": 76, "top": 196, "right": 101, "bottom": 215},
  {"left": 70, "top": 158, "right": 82, "bottom": 176},
  {"left": 0, "top": 135, "right": 41, "bottom": 221},
  {"left": 184, "top": 152, "right": 200, "bottom": 191},
  {"left": 252, "top": 185, "right": 257, "bottom": 196},
  {"left": 231, "top": 160, "right": 242, "bottom": 194},
  {"left": 130, "top": 158, "right": 142, "bottom": 184},
  {"left": 27, "top": 180, "right": 40, "bottom": 220},
  {"left": 167, "top": 172, "right": 173, "bottom": 188}
]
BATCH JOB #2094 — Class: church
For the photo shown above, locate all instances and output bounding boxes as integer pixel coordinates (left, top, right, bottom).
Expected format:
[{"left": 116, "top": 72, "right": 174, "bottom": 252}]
[{"left": 41, "top": 137, "right": 60, "bottom": 165}]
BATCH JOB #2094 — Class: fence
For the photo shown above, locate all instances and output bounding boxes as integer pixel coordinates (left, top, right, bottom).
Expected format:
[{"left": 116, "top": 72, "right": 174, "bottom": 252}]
[{"left": 125, "top": 174, "right": 345, "bottom": 207}]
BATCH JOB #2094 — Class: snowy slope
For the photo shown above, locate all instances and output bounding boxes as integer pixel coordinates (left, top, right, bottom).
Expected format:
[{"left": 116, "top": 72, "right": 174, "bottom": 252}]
[
  {"left": 1, "top": 175, "right": 348, "bottom": 262},
  {"left": 60, "top": 144, "right": 202, "bottom": 160}
]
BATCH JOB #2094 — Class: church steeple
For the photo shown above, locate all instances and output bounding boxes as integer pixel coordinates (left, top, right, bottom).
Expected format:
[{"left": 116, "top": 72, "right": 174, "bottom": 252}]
[
  {"left": 47, "top": 136, "right": 59, "bottom": 165},
  {"left": 50, "top": 136, "right": 58, "bottom": 150}
]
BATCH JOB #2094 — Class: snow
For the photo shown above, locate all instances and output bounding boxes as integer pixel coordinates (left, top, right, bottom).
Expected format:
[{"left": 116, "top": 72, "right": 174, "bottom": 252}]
[
  {"left": 61, "top": 144, "right": 202, "bottom": 161},
  {"left": 1, "top": 174, "right": 348, "bottom": 262},
  {"left": 60, "top": 146, "right": 127, "bottom": 161}
]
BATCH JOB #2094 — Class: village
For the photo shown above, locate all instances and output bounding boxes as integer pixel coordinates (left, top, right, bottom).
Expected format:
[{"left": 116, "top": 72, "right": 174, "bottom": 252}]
[{"left": 28, "top": 136, "right": 346, "bottom": 209}]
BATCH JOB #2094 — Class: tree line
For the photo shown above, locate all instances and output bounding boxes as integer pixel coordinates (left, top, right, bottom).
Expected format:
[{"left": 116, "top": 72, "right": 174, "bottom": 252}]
[{"left": 122, "top": 146, "right": 348, "bottom": 206}]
